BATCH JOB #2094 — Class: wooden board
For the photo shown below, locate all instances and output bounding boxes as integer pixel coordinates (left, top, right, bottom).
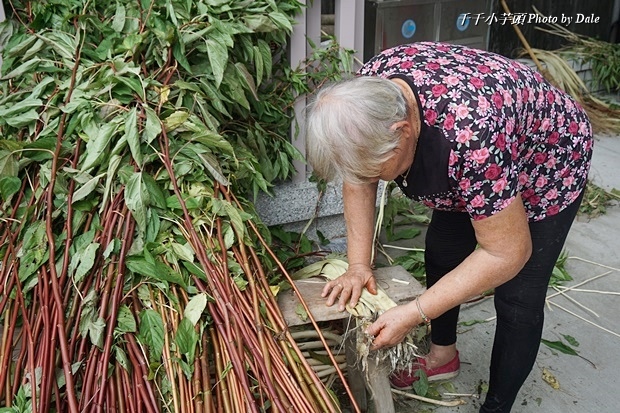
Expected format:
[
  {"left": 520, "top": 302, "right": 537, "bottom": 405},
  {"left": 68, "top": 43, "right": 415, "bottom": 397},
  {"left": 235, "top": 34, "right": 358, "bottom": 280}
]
[{"left": 278, "top": 265, "right": 425, "bottom": 327}]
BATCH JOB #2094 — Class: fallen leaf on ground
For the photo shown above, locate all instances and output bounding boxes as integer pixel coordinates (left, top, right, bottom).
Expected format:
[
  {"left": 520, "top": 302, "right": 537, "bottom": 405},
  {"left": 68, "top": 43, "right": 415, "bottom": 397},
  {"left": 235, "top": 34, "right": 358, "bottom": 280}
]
[{"left": 542, "top": 368, "right": 560, "bottom": 389}]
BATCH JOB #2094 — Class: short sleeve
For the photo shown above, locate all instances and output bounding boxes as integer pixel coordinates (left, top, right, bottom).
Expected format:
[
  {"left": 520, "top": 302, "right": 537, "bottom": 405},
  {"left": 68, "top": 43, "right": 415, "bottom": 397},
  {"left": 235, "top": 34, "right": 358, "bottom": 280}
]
[{"left": 445, "top": 113, "right": 520, "bottom": 220}]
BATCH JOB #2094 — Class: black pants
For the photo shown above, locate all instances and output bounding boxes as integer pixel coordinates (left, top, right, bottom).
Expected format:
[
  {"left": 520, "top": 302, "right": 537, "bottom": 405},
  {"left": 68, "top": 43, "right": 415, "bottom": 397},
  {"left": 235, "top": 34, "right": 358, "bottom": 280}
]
[{"left": 424, "top": 194, "right": 583, "bottom": 413}]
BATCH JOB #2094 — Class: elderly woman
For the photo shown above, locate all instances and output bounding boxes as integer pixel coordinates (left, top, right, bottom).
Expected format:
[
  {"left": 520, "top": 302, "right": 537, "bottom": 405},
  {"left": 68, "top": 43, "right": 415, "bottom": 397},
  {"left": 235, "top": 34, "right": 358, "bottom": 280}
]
[{"left": 305, "top": 42, "right": 593, "bottom": 412}]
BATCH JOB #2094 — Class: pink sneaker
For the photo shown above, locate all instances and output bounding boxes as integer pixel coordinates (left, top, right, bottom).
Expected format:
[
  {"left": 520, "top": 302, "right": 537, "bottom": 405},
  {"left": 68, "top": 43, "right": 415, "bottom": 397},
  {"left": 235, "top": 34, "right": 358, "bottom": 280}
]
[{"left": 390, "top": 351, "right": 460, "bottom": 390}]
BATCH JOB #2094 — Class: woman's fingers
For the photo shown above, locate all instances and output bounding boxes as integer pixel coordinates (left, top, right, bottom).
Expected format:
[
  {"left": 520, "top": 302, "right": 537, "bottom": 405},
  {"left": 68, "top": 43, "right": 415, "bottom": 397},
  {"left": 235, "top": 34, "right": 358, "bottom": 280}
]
[
  {"left": 366, "top": 304, "right": 418, "bottom": 350},
  {"left": 321, "top": 269, "right": 377, "bottom": 311}
]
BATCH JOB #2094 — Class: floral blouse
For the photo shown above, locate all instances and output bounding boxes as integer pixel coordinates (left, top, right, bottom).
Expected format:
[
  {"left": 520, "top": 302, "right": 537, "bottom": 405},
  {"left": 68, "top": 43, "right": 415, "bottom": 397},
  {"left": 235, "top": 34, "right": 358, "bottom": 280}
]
[{"left": 359, "top": 42, "right": 593, "bottom": 222}]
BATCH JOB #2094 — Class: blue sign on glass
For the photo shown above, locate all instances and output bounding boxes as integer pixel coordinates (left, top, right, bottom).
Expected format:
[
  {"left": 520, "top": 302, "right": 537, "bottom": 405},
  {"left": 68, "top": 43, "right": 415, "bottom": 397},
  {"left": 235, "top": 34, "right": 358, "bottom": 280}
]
[
  {"left": 456, "top": 13, "right": 470, "bottom": 31},
  {"left": 401, "top": 19, "right": 417, "bottom": 39}
]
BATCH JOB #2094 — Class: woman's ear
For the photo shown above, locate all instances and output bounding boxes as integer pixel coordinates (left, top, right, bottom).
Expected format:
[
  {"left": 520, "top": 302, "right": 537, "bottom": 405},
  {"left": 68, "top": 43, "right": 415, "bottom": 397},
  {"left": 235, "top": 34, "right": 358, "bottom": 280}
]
[
  {"left": 390, "top": 120, "right": 409, "bottom": 133},
  {"left": 390, "top": 120, "right": 412, "bottom": 139}
]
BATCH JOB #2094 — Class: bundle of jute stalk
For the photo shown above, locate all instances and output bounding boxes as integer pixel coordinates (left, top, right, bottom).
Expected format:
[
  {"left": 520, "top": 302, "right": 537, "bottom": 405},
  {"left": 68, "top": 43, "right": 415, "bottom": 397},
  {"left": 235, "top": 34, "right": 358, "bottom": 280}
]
[
  {"left": 0, "top": 1, "right": 365, "bottom": 412},
  {"left": 504, "top": 2, "right": 620, "bottom": 135},
  {"left": 293, "top": 259, "right": 429, "bottom": 375}
]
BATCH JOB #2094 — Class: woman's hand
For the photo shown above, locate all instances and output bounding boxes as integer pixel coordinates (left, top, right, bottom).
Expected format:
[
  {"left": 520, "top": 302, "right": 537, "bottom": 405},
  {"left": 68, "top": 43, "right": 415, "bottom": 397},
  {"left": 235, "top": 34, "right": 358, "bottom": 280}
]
[
  {"left": 321, "top": 263, "right": 378, "bottom": 312},
  {"left": 365, "top": 301, "right": 419, "bottom": 350}
]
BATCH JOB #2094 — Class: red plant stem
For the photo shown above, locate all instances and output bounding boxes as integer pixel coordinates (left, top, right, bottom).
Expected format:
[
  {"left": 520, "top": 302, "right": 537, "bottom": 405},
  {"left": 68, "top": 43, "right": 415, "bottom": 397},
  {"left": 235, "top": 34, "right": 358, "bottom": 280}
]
[
  {"left": 192, "top": 348, "right": 203, "bottom": 413},
  {"left": 33, "top": 264, "right": 52, "bottom": 413},
  {"left": 94, "top": 209, "right": 135, "bottom": 412},
  {"left": 13, "top": 277, "right": 38, "bottom": 413},
  {"left": 36, "top": 16, "right": 85, "bottom": 412},
  {"left": 120, "top": 364, "right": 135, "bottom": 413},
  {"left": 209, "top": 327, "right": 232, "bottom": 413},
  {"left": 57, "top": 140, "right": 82, "bottom": 290},
  {"left": 6, "top": 302, "right": 27, "bottom": 404},
  {"left": 158, "top": 132, "right": 261, "bottom": 413},
  {"left": 125, "top": 334, "right": 159, "bottom": 412},
  {"left": 134, "top": 368, "right": 144, "bottom": 413},
  {"left": 68, "top": 275, "right": 95, "bottom": 358},
  {"left": 200, "top": 332, "right": 215, "bottom": 413},
  {"left": 228, "top": 190, "right": 352, "bottom": 413},
  {"left": 53, "top": 379, "right": 62, "bottom": 413}
]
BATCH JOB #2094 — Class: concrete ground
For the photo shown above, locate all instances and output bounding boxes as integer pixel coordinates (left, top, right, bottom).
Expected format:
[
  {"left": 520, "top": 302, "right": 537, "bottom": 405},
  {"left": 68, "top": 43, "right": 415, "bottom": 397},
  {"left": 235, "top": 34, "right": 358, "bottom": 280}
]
[{"left": 382, "top": 131, "right": 620, "bottom": 413}]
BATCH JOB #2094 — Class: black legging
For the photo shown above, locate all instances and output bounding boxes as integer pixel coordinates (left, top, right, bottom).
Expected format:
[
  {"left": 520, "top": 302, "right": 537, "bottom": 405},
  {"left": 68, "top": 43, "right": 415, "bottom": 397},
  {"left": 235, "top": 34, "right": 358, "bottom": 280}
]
[{"left": 424, "top": 193, "right": 583, "bottom": 413}]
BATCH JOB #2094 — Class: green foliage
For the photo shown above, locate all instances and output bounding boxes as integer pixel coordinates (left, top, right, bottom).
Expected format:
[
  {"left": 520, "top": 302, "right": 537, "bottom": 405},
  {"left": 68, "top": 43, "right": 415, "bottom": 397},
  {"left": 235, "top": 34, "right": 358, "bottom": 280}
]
[
  {"left": 549, "top": 250, "right": 572, "bottom": 287},
  {"left": 0, "top": 0, "right": 317, "bottom": 203},
  {"left": 541, "top": 337, "right": 579, "bottom": 356},
  {"left": 269, "top": 225, "right": 315, "bottom": 272},
  {"left": 383, "top": 184, "right": 431, "bottom": 242},
  {"left": 579, "top": 181, "right": 620, "bottom": 218},
  {"left": 583, "top": 43, "right": 620, "bottom": 92},
  {"left": 392, "top": 250, "right": 426, "bottom": 285},
  {"left": 0, "top": 0, "right": 355, "bottom": 409}
]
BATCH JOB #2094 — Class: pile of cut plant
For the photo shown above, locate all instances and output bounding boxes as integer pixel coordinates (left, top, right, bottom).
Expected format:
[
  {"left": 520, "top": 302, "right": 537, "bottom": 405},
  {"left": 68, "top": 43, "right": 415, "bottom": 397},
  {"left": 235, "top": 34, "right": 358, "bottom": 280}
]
[
  {"left": 516, "top": 7, "right": 620, "bottom": 135},
  {"left": 0, "top": 1, "right": 355, "bottom": 412}
]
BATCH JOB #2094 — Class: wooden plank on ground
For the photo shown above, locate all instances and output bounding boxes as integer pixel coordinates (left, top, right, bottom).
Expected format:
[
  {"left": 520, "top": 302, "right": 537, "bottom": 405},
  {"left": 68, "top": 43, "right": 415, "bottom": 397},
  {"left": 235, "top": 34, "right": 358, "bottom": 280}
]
[{"left": 278, "top": 265, "right": 425, "bottom": 327}]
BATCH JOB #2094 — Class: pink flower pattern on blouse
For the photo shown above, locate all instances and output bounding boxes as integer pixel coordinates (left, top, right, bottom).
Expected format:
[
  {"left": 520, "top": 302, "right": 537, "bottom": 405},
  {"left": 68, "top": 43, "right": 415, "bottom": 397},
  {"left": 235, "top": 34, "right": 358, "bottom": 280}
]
[{"left": 359, "top": 42, "right": 593, "bottom": 221}]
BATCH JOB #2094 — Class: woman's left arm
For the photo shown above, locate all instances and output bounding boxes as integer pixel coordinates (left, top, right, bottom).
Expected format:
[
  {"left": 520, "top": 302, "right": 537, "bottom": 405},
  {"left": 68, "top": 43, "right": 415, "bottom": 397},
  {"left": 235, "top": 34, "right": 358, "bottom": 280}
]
[{"left": 367, "top": 195, "right": 532, "bottom": 349}]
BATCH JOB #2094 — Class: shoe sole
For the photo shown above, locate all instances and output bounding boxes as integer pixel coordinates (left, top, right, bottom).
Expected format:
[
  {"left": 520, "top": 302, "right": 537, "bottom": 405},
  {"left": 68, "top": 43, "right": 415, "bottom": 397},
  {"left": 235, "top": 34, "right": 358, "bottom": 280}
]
[{"left": 390, "top": 370, "right": 460, "bottom": 391}]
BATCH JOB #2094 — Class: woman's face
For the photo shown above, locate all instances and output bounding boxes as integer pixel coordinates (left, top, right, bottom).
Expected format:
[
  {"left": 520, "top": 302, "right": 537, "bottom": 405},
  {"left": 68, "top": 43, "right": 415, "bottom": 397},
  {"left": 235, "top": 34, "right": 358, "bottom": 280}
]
[{"left": 377, "top": 126, "right": 416, "bottom": 182}]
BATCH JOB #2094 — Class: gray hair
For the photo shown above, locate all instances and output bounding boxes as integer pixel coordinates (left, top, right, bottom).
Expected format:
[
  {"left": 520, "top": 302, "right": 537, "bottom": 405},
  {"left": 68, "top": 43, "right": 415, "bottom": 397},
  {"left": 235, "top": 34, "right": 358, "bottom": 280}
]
[{"left": 305, "top": 76, "right": 408, "bottom": 184}]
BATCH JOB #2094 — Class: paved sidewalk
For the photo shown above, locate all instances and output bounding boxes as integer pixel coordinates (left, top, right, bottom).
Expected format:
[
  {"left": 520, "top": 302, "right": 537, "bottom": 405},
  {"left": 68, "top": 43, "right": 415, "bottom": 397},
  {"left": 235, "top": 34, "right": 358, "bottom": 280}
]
[{"left": 390, "top": 132, "right": 620, "bottom": 413}]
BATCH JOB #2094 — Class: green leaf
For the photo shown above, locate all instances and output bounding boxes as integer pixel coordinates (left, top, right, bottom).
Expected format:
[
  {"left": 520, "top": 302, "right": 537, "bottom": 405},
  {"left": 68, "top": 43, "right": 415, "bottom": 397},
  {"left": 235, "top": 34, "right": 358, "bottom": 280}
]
[
  {"left": 125, "top": 172, "right": 149, "bottom": 234},
  {"left": 0, "top": 57, "right": 41, "bottom": 80},
  {"left": 295, "top": 303, "right": 308, "bottom": 322},
  {"left": 115, "top": 305, "right": 137, "bottom": 334},
  {"left": 243, "top": 15, "right": 276, "bottom": 32},
  {"left": 257, "top": 39, "right": 272, "bottom": 77},
  {"left": 42, "top": 31, "right": 77, "bottom": 61},
  {"left": 196, "top": 152, "right": 229, "bottom": 186},
  {"left": 142, "top": 173, "right": 166, "bottom": 209},
  {"left": 112, "top": 2, "right": 127, "bottom": 32},
  {"left": 412, "top": 370, "right": 429, "bottom": 396},
  {"left": 184, "top": 293, "right": 208, "bottom": 325},
  {"left": 164, "top": 111, "right": 190, "bottom": 131},
  {"left": 139, "top": 309, "right": 165, "bottom": 361},
  {"left": 541, "top": 339, "right": 579, "bottom": 356},
  {"left": 182, "top": 261, "right": 208, "bottom": 281},
  {"left": 308, "top": 350, "right": 331, "bottom": 365},
  {"left": 0, "top": 150, "right": 17, "bottom": 178},
  {"left": 175, "top": 318, "right": 198, "bottom": 363},
  {"left": 101, "top": 154, "right": 122, "bottom": 212},
  {"left": 17, "top": 221, "right": 48, "bottom": 287},
  {"left": 125, "top": 107, "right": 143, "bottom": 167},
  {"left": 268, "top": 11, "right": 293, "bottom": 32},
  {"left": 143, "top": 106, "right": 162, "bottom": 144},
  {"left": 81, "top": 122, "right": 118, "bottom": 171},
  {"left": 234, "top": 62, "right": 258, "bottom": 101},
  {"left": 126, "top": 256, "right": 186, "bottom": 287},
  {"left": 387, "top": 228, "right": 421, "bottom": 242},
  {"left": 74, "top": 243, "right": 100, "bottom": 283},
  {"left": 562, "top": 334, "right": 579, "bottom": 347},
  {"left": 253, "top": 45, "right": 264, "bottom": 86},
  {"left": 0, "top": 98, "right": 42, "bottom": 119},
  {"left": 223, "top": 72, "right": 250, "bottom": 110},
  {"left": 0, "top": 176, "right": 21, "bottom": 201},
  {"left": 171, "top": 242, "right": 195, "bottom": 262},
  {"left": 72, "top": 174, "right": 103, "bottom": 203},
  {"left": 79, "top": 289, "right": 98, "bottom": 339},
  {"left": 3, "top": 109, "right": 39, "bottom": 128},
  {"left": 114, "top": 346, "right": 131, "bottom": 372},
  {"left": 206, "top": 38, "right": 228, "bottom": 88},
  {"left": 89, "top": 317, "right": 106, "bottom": 349}
]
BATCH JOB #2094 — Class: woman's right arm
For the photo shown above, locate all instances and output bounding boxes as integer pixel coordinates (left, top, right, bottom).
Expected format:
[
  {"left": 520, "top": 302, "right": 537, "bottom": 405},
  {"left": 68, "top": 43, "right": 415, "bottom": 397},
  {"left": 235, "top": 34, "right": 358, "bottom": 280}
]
[{"left": 322, "top": 181, "right": 379, "bottom": 311}]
